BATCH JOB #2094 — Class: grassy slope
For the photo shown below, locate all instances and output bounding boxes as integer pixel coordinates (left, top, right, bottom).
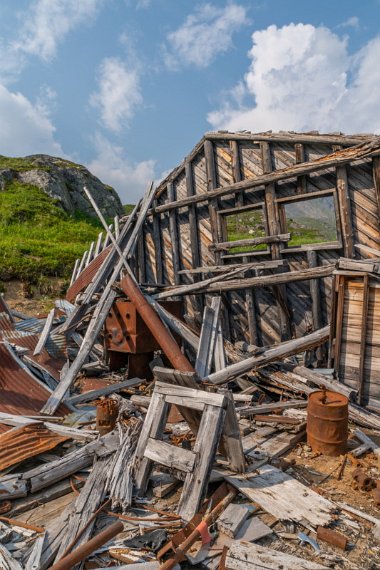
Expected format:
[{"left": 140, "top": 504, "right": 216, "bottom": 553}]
[{"left": 0, "top": 181, "right": 101, "bottom": 282}]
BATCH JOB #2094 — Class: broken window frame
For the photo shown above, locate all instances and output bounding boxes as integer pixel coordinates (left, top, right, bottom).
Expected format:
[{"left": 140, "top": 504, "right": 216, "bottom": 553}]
[
  {"left": 276, "top": 189, "right": 343, "bottom": 252},
  {"left": 217, "top": 202, "right": 270, "bottom": 259}
]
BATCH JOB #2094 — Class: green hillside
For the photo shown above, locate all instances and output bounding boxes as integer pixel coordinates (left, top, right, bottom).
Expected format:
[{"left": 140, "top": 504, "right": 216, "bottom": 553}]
[{"left": 0, "top": 181, "right": 101, "bottom": 283}]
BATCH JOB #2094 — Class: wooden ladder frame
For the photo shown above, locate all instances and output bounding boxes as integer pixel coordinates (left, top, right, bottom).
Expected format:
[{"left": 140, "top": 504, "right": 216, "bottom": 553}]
[{"left": 133, "top": 381, "right": 244, "bottom": 520}]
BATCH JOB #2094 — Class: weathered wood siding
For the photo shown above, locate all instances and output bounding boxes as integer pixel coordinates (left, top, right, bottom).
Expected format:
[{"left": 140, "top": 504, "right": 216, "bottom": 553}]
[{"left": 142, "top": 132, "right": 380, "bottom": 350}]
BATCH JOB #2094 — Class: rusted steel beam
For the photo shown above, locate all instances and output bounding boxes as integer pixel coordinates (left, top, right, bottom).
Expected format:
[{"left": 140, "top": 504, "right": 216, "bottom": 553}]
[
  {"left": 120, "top": 274, "right": 194, "bottom": 373},
  {"left": 49, "top": 521, "right": 124, "bottom": 570}
]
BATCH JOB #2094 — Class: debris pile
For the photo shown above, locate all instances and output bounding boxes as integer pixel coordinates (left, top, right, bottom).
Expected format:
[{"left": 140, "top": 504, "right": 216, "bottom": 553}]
[{"left": 1, "top": 131, "right": 380, "bottom": 569}]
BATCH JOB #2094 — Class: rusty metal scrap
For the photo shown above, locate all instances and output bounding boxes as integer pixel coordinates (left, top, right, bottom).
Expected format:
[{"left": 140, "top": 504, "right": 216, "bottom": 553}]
[
  {"left": 0, "top": 341, "right": 67, "bottom": 433},
  {"left": 0, "top": 423, "right": 69, "bottom": 471},
  {"left": 316, "top": 526, "right": 348, "bottom": 550},
  {"left": 66, "top": 245, "right": 111, "bottom": 303},
  {"left": 352, "top": 468, "right": 376, "bottom": 492},
  {"left": 96, "top": 398, "right": 119, "bottom": 436}
]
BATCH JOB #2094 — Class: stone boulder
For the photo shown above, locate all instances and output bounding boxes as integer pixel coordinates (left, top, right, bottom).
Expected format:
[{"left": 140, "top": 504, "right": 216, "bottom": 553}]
[{"left": 0, "top": 154, "right": 124, "bottom": 218}]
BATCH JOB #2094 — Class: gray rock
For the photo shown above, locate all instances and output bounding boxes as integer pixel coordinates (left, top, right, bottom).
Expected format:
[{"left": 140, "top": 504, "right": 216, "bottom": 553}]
[{"left": 0, "top": 154, "right": 124, "bottom": 218}]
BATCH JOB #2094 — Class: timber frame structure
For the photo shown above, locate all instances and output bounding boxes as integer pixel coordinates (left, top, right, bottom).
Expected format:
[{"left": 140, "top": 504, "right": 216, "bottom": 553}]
[{"left": 134, "top": 131, "right": 380, "bottom": 402}]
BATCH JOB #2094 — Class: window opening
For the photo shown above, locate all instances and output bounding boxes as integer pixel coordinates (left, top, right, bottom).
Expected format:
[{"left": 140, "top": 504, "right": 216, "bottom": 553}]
[{"left": 282, "top": 195, "right": 338, "bottom": 247}]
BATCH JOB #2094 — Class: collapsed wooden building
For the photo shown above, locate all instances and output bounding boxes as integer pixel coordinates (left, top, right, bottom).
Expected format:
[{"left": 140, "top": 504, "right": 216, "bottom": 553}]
[
  {"left": 2, "top": 131, "right": 380, "bottom": 569},
  {"left": 136, "top": 131, "right": 380, "bottom": 407}
]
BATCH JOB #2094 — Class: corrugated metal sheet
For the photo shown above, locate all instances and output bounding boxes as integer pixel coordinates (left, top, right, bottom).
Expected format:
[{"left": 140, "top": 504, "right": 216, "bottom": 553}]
[
  {"left": 0, "top": 342, "right": 67, "bottom": 433},
  {"left": 0, "top": 312, "right": 14, "bottom": 334},
  {"left": 3, "top": 332, "right": 64, "bottom": 382},
  {"left": 15, "top": 317, "right": 45, "bottom": 334},
  {"left": 66, "top": 245, "right": 111, "bottom": 302},
  {"left": 0, "top": 423, "right": 68, "bottom": 470}
]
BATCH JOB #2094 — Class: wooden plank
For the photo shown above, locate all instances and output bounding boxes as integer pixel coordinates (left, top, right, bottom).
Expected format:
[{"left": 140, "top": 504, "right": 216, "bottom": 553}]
[
  {"left": 155, "top": 264, "right": 335, "bottom": 299},
  {"left": 307, "top": 250, "right": 325, "bottom": 363},
  {"left": 211, "top": 233, "right": 290, "bottom": 252},
  {"left": 167, "top": 182, "right": 181, "bottom": 284},
  {"left": 225, "top": 541, "right": 328, "bottom": 570},
  {"left": 179, "top": 404, "right": 225, "bottom": 520},
  {"left": 178, "top": 259, "right": 287, "bottom": 275},
  {"left": 358, "top": 274, "right": 369, "bottom": 404},
  {"left": 372, "top": 156, "right": 380, "bottom": 221},
  {"left": 207, "top": 325, "right": 330, "bottom": 385},
  {"left": 33, "top": 308, "right": 55, "bottom": 356},
  {"left": 134, "top": 392, "right": 170, "bottom": 494},
  {"left": 65, "top": 377, "right": 143, "bottom": 405},
  {"left": 220, "top": 390, "right": 246, "bottom": 472},
  {"left": 334, "top": 275, "right": 345, "bottom": 377},
  {"left": 154, "top": 380, "right": 226, "bottom": 407},
  {"left": 218, "top": 503, "right": 249, "bottom": 537},
  {"left": 185, "top": 159, "right": 201, "bottom": 269},
  {"left": 152, "top": 199, "right": 164, "bottom": 284},
  {"left": 225, "top": 464, "right": 334, "bottom": 527},
  {"left": 144, "top": 438, "right": 196, "bottom": 472},
  {"left": 195, "top": 296, "right": 221, "bottom": 378},
  {"left": 295, "top": 142, "right": 307, "bottom": 194},
  {"left": 336, "top": 163, "right": 354, "bottom": 257}
]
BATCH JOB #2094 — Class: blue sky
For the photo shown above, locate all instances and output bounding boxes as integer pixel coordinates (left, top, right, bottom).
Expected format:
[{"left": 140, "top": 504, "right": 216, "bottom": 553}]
[{"left": 0, "top": 1, "right": 379, "bottom": 203}]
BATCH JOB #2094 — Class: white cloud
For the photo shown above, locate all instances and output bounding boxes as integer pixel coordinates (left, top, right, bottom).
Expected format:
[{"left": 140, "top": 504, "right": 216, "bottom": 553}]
[
  {"left": 87, "top": 133, "right": 156, "bottom": 203},
  {"left": 0, "top": 83, "right": 64, "bottom": 156},
  {"left": 164, "top": 3, "right": 248, "bottom": 70},
  {"left": 208, "top": 23, "right": 380, "bottom": 134},
  {"left": 338, "top": 16, "right": 360, "bottom": 29},
  {"left": 90, "top": 57, "right": 142, "bottom": 132},
  {"left": 14, "top": 0, "right": 104, "bottom": 62}
]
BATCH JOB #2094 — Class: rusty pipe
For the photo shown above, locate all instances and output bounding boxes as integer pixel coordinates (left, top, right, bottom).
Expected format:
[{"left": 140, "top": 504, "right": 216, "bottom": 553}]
[
  {"left": 49, "top": 521, "right": 124, "bottom": 570},
  {"left": 120, "top": 274, "right": 194, "bottom": 373},
  {"left": 317, "top": 526, "right": 348, "bottom": 550}
]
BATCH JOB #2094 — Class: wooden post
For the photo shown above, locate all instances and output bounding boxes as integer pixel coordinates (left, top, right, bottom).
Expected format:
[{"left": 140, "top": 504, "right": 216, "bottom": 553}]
[
  {"left": 204, "top": 139, "right": 231, "bottom": 340},
  {"left": 372, "top": 157, "right": 380, "bottom": 221},
  {"left": 358, "top": 274, "right": 369, "bottom": 405},
  {"left": 152, "top": 199, "right": 163, "bottom": 284},
  {"left": 167, "top": 182, "right": 181, "bottom": 285},
  {"left": 295, "top": 143, "right": 307, "bottom": 194},
  {"left": 185, "top": 159, "right": 203, "bottom": 314},
  {"left": 307, "top": 250, "right": 325, "bottom": 364},
  {"left": 333, "top": 275, "right": 345, "bottom": 379},
  {"left": 230, "top": 139, "right": 259, "bottom": 346},
  {"left": 261, "top": 142, "right": 291, "bottom": 341},
  {"left": 333, "top": 145, "right": 354, "bottom": 258}
]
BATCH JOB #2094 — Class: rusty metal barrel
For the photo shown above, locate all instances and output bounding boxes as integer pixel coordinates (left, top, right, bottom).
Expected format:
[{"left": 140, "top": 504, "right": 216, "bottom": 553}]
[{"left": 307, "top": 389, "right": 348, "bottom": 456}]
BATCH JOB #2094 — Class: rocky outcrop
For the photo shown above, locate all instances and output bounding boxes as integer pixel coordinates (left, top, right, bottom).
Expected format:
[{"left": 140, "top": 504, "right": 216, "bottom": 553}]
[{"left": 0, "top": 154, "right": 124, "bottom": 218}]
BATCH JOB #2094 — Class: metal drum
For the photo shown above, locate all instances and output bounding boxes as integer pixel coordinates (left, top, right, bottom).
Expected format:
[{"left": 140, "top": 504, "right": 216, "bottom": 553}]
[{"left": 307, "top": 389, "right": 348, "bottom": 456}]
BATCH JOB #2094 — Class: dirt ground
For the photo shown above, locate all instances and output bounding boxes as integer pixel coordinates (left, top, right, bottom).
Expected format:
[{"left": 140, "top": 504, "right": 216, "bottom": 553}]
[{"left": 2, "top": 279, "right": 63, "bottom": 315}]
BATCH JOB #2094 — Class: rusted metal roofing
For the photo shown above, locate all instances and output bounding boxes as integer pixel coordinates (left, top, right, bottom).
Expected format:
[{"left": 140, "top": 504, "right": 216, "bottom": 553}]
[
  {"left": 2, "top": 331, "right": 64, "bottom": 382},
  {"left": 0, "top": 342, "right": 68, "bottom": 433},
  {"left": 0, "top": 423, "right": 68, "bottom": 471},
  {"left": 66, "top": 245, "right": 111, "bottom": 302},
  {"left": 0, "top": 312, "right": 14, "bottom": 335}
]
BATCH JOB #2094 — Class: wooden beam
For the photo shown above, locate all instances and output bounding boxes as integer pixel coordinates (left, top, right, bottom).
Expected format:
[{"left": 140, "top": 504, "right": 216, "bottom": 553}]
[
  {"left": 261, "top": 141, "right": 291, "bottom": 341},
  {"left": 152, "top": 199, "right": 163, "bottom": 284},
  {"left": 336, "top": 163, "right": 354, "bottom": 258},
  {"left": 372, "top": 156, "right": 380, "bottom": 221},
  {"left": 358, "top": 273, "right": 369, "bottom": 404},
  {"left": 206, "top": 325, "right": 330, "bottom": 385},
  {"left": 167, "top": 182, "right": 181, "bottom": 285},
  {"left": 295, "top": 142, "right": 307, "bottom": 194},
  {"left": 211, "top": 233, "right": 290, "bottom": 252},
  {"left": 155, "top": 263, "right": 335, "bottom": 299},
  {"left": 307, "top": 250, "right": 325, "bottom": 364}
]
